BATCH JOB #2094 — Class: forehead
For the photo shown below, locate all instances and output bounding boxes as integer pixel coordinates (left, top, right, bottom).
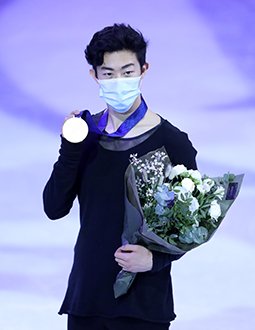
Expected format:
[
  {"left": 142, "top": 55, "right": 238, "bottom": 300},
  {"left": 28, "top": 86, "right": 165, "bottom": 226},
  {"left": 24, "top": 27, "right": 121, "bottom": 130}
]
[{"left": 100, "top": 50, "right": 139, "bottom": 69}]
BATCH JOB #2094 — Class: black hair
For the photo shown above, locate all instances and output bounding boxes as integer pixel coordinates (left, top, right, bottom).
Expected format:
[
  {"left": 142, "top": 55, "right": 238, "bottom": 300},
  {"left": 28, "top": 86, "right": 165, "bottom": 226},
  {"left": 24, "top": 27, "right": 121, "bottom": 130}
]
[{"left": 85, "top": 23, "right": 148, "bottom": 71}]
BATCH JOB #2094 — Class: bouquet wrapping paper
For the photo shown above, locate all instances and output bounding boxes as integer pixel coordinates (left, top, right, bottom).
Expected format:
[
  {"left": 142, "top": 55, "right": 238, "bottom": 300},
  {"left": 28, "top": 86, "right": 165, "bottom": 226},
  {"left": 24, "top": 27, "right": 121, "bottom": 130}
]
[{"left": 113, "top": 147, "right": 244, "bottom": 298}]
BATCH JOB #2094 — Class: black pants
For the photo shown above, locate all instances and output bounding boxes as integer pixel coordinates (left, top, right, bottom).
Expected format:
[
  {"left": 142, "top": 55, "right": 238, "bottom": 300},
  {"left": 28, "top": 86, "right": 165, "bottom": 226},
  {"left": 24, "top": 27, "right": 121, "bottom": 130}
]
[{"left": 67, "top": 315, "right": 170, "bottom": 330}]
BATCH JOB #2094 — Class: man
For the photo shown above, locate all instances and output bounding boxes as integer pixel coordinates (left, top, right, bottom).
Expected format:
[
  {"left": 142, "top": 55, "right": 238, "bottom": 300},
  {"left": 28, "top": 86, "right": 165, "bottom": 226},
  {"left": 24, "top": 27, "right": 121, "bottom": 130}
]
[{"left": 43, "top": 23, "right": 197, "bottom": 330}]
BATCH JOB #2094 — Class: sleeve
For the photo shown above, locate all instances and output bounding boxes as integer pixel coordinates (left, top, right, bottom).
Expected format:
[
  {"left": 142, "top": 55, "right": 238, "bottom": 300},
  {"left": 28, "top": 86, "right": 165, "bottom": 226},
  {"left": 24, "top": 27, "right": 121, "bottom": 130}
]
[
  {"left": 150, "top": 126, "right": 197, "bottom": 272},
  {"left": 150, "top": 251, "right": 185, "bottom": 273},
  {"left": 42, "top": 136, "right": 84, "bottom": 220}
]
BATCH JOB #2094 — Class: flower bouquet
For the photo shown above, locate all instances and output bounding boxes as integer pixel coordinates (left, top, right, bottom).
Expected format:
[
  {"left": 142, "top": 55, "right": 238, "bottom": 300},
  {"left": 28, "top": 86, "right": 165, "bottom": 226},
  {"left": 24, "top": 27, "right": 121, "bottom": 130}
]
[{"left": 113, "top": 147, "right": 244, "bottom": 298}]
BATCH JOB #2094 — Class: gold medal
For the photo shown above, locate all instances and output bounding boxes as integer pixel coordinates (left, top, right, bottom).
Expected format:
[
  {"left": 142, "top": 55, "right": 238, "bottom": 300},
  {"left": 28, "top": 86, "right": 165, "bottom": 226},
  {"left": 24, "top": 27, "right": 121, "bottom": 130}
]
[{"left": 62, "top": 117, "right": 88, "bottom": 143}]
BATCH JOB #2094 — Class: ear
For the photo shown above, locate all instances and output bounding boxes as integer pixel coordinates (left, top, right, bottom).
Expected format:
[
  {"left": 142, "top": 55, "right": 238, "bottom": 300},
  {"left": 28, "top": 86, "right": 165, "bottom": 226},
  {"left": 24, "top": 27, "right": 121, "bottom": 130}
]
[
  {"left": 89, "top": 69, "right": 99, "bottom": 83},
  {"left": 141, "top": 63, "right": 149, "bottom": 78}
]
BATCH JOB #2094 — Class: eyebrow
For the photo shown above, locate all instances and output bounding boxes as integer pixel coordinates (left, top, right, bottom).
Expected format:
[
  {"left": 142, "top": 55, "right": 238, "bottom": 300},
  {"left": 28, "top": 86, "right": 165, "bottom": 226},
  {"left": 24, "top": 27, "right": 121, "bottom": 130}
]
[{"left": 100, "top": 63, "right": 135, "bottom": 71}]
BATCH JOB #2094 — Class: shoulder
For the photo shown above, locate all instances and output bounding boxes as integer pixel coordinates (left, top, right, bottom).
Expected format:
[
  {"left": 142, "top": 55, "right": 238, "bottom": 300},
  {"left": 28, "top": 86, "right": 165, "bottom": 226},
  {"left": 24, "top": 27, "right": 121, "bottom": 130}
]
[
  {"left": 159, "top": 118, "right": 191, "bottom": 144},
  {"left": 158, "top": 118, "right": 198, "bottom": 169}
]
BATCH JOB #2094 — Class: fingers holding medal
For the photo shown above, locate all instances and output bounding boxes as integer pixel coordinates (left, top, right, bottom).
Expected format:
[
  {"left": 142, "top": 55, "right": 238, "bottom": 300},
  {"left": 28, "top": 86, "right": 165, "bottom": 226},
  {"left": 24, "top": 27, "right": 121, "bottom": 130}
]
[{"left": 62, "top": 111, "right": 89, "bottom": 143}]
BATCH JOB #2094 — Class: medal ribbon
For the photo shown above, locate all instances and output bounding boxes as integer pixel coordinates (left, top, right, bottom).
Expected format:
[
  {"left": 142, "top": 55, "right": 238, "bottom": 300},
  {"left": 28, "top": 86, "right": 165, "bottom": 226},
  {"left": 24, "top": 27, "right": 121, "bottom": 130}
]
[{"left": 82, "top": 96, "right": 147, "bottom": 138}]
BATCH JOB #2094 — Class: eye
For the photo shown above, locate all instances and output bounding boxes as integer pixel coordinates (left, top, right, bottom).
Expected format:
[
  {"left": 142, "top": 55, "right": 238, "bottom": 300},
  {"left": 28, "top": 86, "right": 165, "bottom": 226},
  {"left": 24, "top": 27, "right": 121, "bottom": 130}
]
[
  {"left": 124, "top": 71, "right": 134, "bottom": 76},
  {"left": 103, "top": 72, "right": 113, "bottom": 78}
]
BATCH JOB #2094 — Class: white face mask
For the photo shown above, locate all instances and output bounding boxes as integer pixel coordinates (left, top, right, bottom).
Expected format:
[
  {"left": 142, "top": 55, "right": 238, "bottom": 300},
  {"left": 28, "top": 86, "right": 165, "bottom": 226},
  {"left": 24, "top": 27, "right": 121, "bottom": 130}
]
[{"left": 98, "top": 76, "right": 141, "bottom": 113}]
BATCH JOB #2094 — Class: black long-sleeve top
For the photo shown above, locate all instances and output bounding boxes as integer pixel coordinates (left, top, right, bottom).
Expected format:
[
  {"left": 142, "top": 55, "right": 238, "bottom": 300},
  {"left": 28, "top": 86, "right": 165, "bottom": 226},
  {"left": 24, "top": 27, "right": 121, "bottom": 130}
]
[{"left": 43, "top": 117, "right": 197, "bottom": 323}]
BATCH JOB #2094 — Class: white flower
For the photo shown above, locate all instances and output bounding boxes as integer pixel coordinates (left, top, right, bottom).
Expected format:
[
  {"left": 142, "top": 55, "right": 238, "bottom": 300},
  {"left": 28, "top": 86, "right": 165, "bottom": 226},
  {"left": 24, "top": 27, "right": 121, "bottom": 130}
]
[
  {"left": 173, "top": 186, "right": 188, "bottom": 201},
  {"left": 197, "top": 178, "right": 215, "bottom": 193},
  {"left": 188, "top": 169, "right": 202, "bottom": 182},
  {"left": 214, "top": 186, "right": 225, "bottom": 200},
  {"left": 209, "top": 200, "right": 221, "bottom": 220},
  {"left": 181, "top": 178, "right": 195, "bottom": 192},
  {"left": 169, "top": 164, "right": 187, "bottom": 180},
  {"left": 189, "top": 196, "right": 199, "bottom": 214},
  {"left": 197, "top": 184, "right": 205, "bottom": 193}
]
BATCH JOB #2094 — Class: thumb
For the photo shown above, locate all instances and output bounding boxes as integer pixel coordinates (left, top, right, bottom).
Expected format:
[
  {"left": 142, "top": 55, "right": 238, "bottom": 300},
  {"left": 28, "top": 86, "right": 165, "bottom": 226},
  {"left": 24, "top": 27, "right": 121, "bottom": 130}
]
[{"left": 120, "top": 244, "right": 136, "bottom": 252}]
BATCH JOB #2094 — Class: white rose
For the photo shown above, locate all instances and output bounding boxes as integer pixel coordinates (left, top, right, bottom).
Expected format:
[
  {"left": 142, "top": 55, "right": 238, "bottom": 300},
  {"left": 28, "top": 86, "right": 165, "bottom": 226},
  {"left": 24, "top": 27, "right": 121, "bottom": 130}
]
[
  {"left": 169, "top": 164, "right": 187, "bottom": 180},
  {"left": 189, "top": 196, "right": 199, "bottom": 214},
  {"left": 197, "top": 178, "right": 215, "bottom": 193},
  {"left": 214, "top": 186, "right": 225, "bottom": 200},
  {"left": 181, "top": 178, "right": 195, "bottom": 193},
  {"left": 209, "top": 200, "right": 221, "bottom": 220},
  {"left": 188, "top": 169, "right": 202, "bottom": 182}
]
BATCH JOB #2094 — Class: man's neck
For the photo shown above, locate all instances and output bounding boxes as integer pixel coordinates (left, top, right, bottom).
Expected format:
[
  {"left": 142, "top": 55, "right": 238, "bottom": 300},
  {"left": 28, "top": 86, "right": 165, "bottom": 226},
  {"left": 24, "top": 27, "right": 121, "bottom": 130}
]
[{"left": 106, "top": 95, "right": 142, "bottom": 132}]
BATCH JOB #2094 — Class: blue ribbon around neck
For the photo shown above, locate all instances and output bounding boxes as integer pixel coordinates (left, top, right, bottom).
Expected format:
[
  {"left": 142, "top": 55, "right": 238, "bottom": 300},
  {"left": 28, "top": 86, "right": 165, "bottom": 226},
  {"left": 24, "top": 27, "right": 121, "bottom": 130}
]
[{"left": 80, "top": 96, "right": 148, "bottom": 138}]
